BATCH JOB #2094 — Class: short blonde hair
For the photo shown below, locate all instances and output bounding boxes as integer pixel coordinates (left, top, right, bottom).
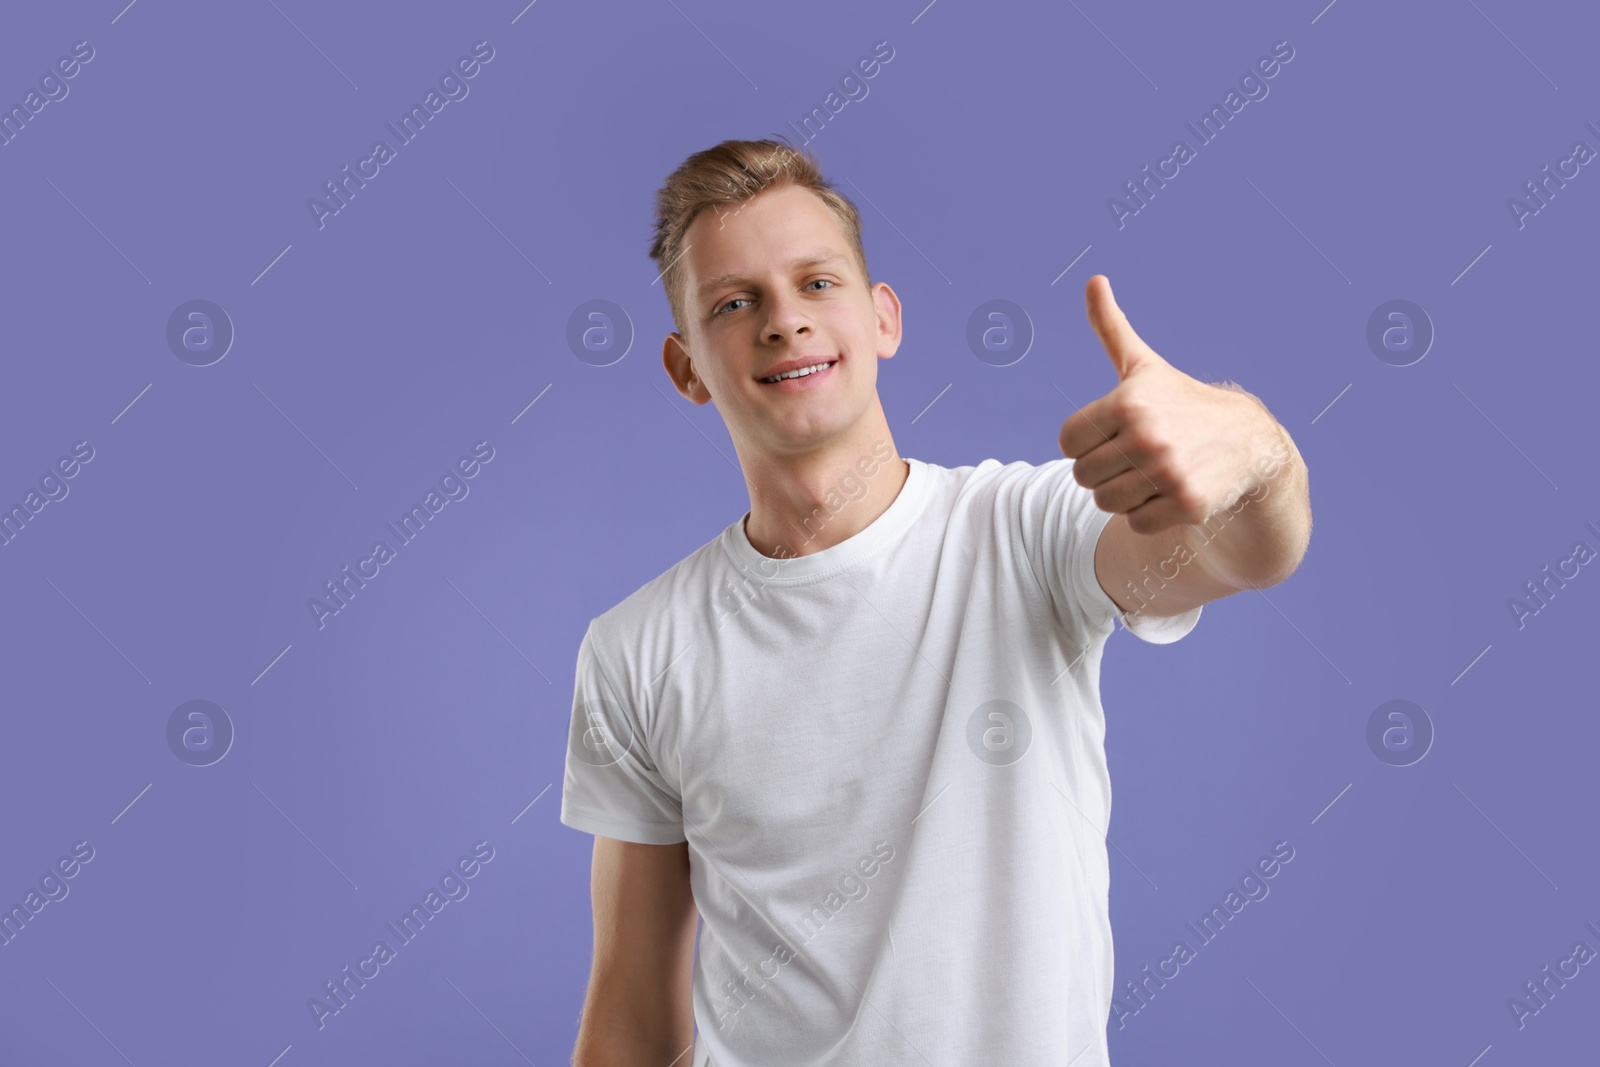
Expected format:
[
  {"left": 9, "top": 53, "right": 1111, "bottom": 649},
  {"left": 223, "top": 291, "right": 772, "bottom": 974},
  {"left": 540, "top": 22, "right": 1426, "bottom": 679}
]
[{"left": 648, "top": 137, "right": 869, "bottom": 335}]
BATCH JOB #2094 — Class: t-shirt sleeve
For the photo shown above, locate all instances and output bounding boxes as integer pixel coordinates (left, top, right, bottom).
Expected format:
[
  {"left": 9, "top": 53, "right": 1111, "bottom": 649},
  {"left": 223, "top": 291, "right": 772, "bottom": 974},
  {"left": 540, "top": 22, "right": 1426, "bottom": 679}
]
[
  {"left": 559, "top": 619, "right": 687, "bottom": 844},
  {"left": 1005, "top": 458, "right": 1201, "bottom": 646}
]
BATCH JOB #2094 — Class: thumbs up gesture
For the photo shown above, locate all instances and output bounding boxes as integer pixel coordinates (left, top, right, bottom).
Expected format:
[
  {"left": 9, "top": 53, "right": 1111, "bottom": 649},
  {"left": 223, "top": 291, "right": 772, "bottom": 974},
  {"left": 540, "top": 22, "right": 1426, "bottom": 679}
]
[{"left": 1058, "top": 275, "right": 1288, "bottom": 537}]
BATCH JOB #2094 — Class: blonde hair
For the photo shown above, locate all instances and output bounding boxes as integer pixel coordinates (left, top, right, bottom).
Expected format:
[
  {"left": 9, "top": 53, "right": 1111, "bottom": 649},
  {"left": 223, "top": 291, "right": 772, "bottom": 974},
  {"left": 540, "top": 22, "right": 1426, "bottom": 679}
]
[{"left": 648, "top": 137, "right": 869, "bottom": 335}]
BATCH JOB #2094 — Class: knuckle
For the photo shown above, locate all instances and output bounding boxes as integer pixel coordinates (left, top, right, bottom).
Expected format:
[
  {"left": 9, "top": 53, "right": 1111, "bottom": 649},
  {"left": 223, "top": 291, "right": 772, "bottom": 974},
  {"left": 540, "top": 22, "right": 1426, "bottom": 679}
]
[
  {"left": 1144, "top": 436, "right": 1175, "bottom": 465},
  {"left": 1144, "top": 452, "right": 1178, "bottom": 485}
]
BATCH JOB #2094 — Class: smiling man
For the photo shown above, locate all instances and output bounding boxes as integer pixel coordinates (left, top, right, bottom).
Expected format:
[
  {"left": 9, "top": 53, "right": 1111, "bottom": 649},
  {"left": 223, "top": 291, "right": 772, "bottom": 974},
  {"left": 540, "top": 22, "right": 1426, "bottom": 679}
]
[{"left": 560, "top": 138, "right": 1311, "bottom": 1066}]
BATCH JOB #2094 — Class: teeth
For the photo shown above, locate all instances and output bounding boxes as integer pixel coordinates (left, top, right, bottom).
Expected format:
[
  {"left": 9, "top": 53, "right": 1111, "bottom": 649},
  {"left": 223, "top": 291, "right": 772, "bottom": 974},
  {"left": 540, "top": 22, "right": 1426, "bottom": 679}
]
[{"left": 763, "top": 361, "right": 833, "bottom": 383}]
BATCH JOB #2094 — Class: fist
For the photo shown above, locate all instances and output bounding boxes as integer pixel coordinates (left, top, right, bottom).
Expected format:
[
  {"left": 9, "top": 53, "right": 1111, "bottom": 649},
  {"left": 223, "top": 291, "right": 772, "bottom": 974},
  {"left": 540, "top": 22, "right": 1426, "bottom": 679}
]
[{"left": 1058, "top": 275, "right": 1282, "bottom": 536}]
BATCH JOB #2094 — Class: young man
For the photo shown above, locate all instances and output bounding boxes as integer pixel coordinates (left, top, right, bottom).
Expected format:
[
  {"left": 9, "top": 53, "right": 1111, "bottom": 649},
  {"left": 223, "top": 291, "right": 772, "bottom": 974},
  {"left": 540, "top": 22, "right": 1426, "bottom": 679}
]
[{"left": 560, "top": 138, "right": 1310, "bottom": 1066}]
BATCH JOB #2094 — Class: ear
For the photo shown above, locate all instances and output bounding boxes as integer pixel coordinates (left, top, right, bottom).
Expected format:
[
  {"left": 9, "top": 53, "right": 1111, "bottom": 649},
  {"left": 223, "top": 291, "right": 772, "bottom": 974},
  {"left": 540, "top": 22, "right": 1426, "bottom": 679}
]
[
  {"left": 663, "top": 332, "right": 710, "bottom": 405},
  {"left": 873, "top": 282, "right": 904, "bottom": 361}
]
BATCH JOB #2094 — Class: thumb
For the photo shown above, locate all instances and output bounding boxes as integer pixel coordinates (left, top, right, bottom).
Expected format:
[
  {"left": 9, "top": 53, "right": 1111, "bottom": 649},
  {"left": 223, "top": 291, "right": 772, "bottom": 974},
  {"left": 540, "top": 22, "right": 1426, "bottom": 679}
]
[{"left": 1086, "top": 274, "right": 1155, "bottom": 381}]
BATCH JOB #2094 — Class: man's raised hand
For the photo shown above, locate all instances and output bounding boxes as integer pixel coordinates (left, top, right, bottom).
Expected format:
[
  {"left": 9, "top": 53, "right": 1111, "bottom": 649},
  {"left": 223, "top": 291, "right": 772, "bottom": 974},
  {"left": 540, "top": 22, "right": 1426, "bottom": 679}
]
[{"left": 1058, "top": 275, "right": 1286, "bottom": 536}]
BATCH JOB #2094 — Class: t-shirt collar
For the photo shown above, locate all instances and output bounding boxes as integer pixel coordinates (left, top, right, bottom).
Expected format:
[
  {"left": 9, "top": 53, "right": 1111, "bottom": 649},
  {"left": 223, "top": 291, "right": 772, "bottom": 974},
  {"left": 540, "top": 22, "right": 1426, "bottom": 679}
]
[{"left": 720, "top": 456, "right": 927, "bottom": 583}]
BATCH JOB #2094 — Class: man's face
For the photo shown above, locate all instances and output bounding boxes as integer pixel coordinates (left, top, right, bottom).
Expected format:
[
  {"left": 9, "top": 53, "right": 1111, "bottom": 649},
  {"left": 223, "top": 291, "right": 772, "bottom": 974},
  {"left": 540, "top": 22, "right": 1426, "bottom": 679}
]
[{"left": 665, "top": 184, "right": 901, "bottom": 460}]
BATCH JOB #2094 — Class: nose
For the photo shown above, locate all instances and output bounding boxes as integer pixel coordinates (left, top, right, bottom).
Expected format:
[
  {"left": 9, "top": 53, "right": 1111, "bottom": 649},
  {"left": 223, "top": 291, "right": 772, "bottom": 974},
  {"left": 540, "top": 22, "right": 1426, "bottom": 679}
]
[{"left": 761, "top": 289, "right": 814, "bottom": 344}]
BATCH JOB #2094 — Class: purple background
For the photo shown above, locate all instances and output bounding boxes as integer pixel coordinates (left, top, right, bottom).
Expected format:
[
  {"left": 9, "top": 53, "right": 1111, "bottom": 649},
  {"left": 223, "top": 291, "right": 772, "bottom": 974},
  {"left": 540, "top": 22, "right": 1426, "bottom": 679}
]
[{"left": 2, "top": 0, "right": 1596, "bottom": 1063}]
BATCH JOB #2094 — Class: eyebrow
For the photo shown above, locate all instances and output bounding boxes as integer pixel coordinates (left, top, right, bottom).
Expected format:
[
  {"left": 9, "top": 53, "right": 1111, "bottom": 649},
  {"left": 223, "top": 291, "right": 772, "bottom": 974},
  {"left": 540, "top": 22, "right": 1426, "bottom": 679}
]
[{"left": 695, "top": 250, "right": 849, "bottom": 299}]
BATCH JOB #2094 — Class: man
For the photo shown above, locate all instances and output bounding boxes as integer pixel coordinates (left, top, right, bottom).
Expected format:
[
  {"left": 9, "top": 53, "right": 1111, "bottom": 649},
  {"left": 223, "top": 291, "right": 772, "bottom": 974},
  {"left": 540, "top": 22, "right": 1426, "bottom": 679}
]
[{"left": 560, "top": 137, "right": 1310, "bottom": 1065}]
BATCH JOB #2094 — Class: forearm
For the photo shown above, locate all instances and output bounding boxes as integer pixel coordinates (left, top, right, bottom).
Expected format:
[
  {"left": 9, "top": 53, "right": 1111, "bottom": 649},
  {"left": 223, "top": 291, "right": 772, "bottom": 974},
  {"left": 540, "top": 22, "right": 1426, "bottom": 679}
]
[
  {"left": 573, "top": 1010, "right": 694, "bottom": 1067},
  {"left": 1181, "top": 393, "right": 1311, "bottom": 591},
  {"left": 572, "top": 956, "right": 697, "bottom": 1067}
]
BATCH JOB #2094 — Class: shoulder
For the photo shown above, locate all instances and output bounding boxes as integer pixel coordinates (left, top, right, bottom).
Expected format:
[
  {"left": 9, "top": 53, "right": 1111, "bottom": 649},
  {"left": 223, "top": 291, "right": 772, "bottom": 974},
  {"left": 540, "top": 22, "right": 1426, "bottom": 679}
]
[
  {"left": 889, "top": 456, "right": 1087, "bottom": 548},
  {"left": 944, "top": 455, "right": 1083, "bottom": 516},
  {"left": 585, "top": 528, "right": 728, "bottom": 663},
  {"left": 938, "top": 454, "right": 1076, "bottom": 489}
]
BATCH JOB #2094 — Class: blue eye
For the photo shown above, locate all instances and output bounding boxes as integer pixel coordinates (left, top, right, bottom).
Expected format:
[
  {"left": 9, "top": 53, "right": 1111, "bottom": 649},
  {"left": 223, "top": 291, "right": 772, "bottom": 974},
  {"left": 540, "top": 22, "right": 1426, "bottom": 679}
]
[{"left": 716, "top": 279, "right": 835, "bottom": 315}]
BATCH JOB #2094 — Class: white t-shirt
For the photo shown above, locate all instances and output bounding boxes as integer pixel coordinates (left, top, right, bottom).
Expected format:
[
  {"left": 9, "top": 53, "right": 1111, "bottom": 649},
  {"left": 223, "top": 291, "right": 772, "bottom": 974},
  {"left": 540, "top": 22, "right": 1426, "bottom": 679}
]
[{"left": 560, "top": 455, "right": 1201, "bottom": 1066}]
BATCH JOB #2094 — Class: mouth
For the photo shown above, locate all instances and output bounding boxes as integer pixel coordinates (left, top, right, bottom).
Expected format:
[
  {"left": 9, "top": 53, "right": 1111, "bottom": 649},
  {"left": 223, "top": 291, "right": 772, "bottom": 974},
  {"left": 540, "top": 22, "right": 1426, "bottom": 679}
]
[{"left": 759, "top": 359, "right": 839, "bottom": 388}]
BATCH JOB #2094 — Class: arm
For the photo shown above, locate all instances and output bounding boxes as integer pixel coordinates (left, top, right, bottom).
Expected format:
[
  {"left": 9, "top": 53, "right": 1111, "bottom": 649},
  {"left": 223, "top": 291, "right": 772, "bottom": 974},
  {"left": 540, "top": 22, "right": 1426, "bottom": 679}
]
[
  {"left": 1093, "top": 397, "right": 1310, "bottom": 618},
  {"left": 1061, "top": 276, "right": 1312, "bottom": 618},
  {"left": 573, "top": 837, "right": 700, "bottom": 1067}
]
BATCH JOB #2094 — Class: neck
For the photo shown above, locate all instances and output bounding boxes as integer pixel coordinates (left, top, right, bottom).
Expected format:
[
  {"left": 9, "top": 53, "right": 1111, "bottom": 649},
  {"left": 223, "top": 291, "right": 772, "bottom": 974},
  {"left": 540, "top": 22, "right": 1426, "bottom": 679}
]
[{"left": 739, "top": 418, "right": 908, "bottom": 560}]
